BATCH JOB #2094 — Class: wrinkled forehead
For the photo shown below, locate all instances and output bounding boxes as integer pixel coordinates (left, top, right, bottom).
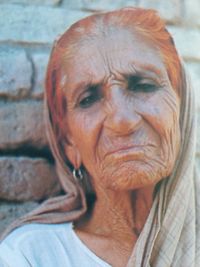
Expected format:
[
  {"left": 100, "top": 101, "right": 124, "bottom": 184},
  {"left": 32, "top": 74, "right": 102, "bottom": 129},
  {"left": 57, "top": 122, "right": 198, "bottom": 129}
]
[
  {"left": 58, "top": 27, "right": 166, "bottom": 85},
  {"left": 60, "top": 23, "right": 158, "bottom": 60}
]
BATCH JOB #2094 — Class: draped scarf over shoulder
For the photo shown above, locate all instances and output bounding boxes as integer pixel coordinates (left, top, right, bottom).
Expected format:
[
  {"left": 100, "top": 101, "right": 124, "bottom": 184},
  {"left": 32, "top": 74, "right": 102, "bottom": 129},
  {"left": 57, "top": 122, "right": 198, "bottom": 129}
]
[{"left": 0, "top": 9, "right": 199, "bottom": 267}]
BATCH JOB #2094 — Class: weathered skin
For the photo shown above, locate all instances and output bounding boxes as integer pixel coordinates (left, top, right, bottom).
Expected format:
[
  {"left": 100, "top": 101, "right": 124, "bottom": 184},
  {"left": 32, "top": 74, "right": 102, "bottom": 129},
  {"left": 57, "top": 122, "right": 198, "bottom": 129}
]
[{"left": 60, "top": 28, "right": 181, "bottom": 267}]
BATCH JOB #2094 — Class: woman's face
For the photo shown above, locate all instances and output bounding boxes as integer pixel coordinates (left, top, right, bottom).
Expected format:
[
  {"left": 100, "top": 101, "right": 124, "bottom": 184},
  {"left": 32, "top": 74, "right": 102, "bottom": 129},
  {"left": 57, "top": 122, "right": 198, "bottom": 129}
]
[{"left": 62, "top": 28, "right": 180, "bottom": 191}]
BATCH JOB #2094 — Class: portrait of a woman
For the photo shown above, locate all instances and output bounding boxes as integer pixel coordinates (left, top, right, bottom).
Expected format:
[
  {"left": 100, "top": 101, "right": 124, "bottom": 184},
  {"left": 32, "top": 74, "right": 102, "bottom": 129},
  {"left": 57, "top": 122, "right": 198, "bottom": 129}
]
[{"left": 0, "top": 7, "right": 199, "bottom": 267}]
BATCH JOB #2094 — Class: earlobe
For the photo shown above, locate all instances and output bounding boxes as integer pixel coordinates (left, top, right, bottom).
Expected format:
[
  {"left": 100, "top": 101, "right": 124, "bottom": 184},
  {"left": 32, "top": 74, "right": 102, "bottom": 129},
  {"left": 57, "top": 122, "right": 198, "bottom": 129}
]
[{"left": 64, "top": 143, "right": 82, "bottom": 169}]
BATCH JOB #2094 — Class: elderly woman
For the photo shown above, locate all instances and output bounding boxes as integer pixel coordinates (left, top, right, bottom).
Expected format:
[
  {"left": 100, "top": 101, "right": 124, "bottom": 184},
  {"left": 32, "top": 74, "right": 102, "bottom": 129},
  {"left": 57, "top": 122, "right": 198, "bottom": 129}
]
[{"left": 0, "top": 7, "right": 199, "bottom": 267}]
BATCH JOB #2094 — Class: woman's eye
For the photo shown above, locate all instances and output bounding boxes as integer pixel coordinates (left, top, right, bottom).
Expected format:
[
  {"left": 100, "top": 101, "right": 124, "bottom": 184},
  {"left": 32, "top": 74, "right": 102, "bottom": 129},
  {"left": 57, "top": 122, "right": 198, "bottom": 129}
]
[
  {"left": 127, "top": 75, "right": 159, "bottom": 93},
  {"left": 130, "top": 83, "right": 158, "bottom": 93},
  {"left": 79, "top": 91, "right": 101, "bottom": 108},
  {"left": 78, "top": 85, "right": 102, "bottom": 108},
  {"left": 79, "top": 94, "right": 96, "bottom": 108}
]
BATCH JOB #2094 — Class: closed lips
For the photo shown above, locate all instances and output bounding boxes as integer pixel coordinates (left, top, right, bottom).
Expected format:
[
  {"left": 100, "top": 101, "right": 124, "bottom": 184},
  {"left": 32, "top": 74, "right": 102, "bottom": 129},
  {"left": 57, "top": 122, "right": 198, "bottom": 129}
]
[{"left": 105, "top": 144, "right": 152, "bottom": 157}]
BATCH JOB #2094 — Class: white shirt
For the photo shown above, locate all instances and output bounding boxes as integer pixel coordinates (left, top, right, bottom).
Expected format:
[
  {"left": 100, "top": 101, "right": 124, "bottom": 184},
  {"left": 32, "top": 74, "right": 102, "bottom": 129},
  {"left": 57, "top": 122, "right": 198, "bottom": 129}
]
[{"left": 0, "top": 222, "right": 112, "bottom": 267}]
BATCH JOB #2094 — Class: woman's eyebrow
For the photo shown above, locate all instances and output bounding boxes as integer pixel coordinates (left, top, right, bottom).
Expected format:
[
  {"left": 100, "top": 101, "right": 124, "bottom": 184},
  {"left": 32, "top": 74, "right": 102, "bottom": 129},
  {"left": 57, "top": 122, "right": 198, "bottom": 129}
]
[
  {"left": 123, "top": 63, "right": 164, "bottom": 78},
  {"left": 70, "top": 81, "right": 103, "bottom": 99},
  {"left": 69, "top": 64, "right": 163, "bottom": 99},
  {"left": 140, "top": 63, "right": 163, "bottom": 75}
]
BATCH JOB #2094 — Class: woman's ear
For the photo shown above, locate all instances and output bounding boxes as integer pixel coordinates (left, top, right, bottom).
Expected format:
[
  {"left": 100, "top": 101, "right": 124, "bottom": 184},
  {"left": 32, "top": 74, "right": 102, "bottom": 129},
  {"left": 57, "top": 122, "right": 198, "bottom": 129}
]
[{"left": 64, "top": 142, "right": 82, "bottom": 169}]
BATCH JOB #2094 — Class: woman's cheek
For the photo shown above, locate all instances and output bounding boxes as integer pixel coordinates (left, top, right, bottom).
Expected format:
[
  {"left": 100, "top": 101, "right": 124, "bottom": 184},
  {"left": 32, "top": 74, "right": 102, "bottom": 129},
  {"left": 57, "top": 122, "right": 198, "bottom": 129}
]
[
  {"left": 140, "top": 90, "right": 180, "bottom": 137},
  {"left": 157, "top": 92, "right": 180, "bottom": 154},
  {"left": 73, "top": 109, "right": 106, "bottom": 165},
  {"left": 155, "top": 93, "right": 180, "bottom": 173},
  {"left": 138, "top": 91, "right": 180, "bottom": 173}
]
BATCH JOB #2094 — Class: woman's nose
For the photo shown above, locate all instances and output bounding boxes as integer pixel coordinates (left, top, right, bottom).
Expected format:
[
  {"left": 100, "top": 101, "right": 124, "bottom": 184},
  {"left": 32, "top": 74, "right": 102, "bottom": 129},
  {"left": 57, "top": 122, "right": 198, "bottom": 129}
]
[{"left": 104, "top": 88, "right": 142, "bottom": 135}]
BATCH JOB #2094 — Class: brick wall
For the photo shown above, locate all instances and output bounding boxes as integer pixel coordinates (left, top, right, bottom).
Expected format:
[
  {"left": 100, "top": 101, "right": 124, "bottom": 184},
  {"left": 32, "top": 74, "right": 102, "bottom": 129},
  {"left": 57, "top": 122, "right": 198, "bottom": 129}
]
[{"left": 0, "top": 0, "right": 200, "bottom": 234}]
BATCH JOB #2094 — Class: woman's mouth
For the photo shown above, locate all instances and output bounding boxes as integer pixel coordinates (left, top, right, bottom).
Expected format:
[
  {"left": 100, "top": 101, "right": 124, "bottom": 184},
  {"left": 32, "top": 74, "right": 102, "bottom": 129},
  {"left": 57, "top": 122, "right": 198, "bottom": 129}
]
[
  {"left": 105, "top": 145, "right": 144, "bottom": 159},
  {"left": 104, "top": 144, "right": 156, "bottom": 161}
]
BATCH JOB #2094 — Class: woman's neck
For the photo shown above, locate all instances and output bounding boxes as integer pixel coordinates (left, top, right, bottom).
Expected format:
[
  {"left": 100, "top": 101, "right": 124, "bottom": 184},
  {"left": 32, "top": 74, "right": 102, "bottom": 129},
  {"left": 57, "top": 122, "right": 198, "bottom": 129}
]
[{"left": 75, "top": 184, "right": 154, "bottom": 246}]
